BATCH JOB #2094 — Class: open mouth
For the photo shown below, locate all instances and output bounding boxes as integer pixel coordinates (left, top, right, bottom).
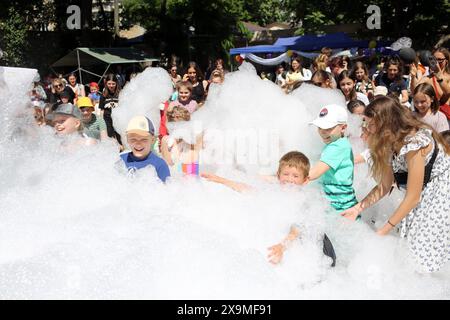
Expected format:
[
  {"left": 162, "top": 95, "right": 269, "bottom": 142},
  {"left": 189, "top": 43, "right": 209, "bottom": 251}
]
[{"left": 133, "top": 147, "right": 145, "bottom": 152}]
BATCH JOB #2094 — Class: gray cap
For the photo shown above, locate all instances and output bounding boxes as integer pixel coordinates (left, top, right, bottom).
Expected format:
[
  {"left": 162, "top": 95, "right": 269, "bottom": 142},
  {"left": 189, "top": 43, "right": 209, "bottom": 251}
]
[{"left": 46, "top": 103, "right": 82, "bottom": 121}]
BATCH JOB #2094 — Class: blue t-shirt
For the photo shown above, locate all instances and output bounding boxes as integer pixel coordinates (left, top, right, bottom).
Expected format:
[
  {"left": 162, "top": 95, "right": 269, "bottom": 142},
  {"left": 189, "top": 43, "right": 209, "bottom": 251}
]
[
  {"left": 320, "top": 137, "right": 358, "bottom": 212},
  {"left": 120, "top": 152, "right": 170, "bottom": 183}
]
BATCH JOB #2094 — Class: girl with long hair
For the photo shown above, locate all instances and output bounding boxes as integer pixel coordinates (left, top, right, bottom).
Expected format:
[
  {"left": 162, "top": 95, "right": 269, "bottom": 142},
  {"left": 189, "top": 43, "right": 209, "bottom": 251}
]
[
  {"left": 341, "top": 96, "right": 450, "bottom": 273},
  {"left": 413, "top": 83, "right": 449, "bottom": 132},
  {"left": 337, "top": 70, "right": 369, "bottom": 105},
  {"left": 99, "top": 73, "right": 123, "bottom": 147}
]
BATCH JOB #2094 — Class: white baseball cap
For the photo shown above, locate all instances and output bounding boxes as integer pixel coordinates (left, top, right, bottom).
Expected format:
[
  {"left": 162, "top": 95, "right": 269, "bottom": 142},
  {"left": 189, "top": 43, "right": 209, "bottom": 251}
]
[
  {"left": 126, "top": 115, "right": 155, "bottom": 136},
  {"left": 310, "top": 104, "right": 348, "bottom": 129}
]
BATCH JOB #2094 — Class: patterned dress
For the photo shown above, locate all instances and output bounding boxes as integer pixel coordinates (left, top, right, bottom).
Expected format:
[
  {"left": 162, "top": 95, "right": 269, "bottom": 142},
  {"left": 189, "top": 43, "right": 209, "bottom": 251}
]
[{"left": 392, "top": 128, "right": 450, "bottom": 273}]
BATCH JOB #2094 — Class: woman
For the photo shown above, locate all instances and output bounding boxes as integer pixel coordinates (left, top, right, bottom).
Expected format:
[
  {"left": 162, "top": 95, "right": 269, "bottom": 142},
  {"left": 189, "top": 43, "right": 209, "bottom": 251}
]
[
  {"left": 374, "top": 57, "right": 409, "bottom": 104},
  {"left": 182, "top": 62, "right": 208, "bottom": 104},
  {"left": 169, "top": 64, "right": 182, "bottom": 87},
  {"left": 341, "top": 96, "right": 450, "bottom": 273},
  {"left": 99, "top": 74, "right": 123, "bottom": 147},
  {"left": 49, "top": 78, "right": 75, "bottom": 110},
  {"left": 67, "top": 73, "right": 86, "bottom": 102},
  {"left": 285, "top": 57, "right": 312, "bottom": 90}
]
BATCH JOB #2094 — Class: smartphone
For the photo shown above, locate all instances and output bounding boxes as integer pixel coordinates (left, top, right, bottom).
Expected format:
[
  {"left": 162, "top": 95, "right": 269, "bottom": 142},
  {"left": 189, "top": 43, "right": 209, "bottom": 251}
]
[{"left": 428, "top": 56, "right": 439, "bottom": 73}]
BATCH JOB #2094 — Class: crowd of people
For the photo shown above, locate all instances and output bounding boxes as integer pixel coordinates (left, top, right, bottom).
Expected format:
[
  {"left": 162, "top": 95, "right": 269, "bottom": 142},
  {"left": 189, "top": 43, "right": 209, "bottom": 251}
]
[{"left": 26, "top": 46, "right": 450, "bottom": 274}]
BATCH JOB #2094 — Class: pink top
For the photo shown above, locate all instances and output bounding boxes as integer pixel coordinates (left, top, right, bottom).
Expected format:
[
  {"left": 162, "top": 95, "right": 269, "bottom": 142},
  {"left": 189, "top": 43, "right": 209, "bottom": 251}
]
[{"left": 169, "top": 99, "right": 198, "bottom": 114}]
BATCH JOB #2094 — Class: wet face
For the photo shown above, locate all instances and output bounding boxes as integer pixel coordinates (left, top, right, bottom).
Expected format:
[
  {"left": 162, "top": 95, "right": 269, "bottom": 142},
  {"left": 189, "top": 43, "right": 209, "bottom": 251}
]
[
  {"left": 79, "top": 107, "right": 94, "bottom": 122},
  {"left": 106, "top": 80, "right": 117, "bottom": 92},
  {"left": 355, "top": 68, "right": 365, "bottom": 81},
  {"left": 413, "top": 92, "right": 432, "bottom": 116},
  {"left": 278, "top": 166, "right": 307, "bottom": 185},
  {"left": 187, "top": 67, "right": 197, "bottom": 82},
  {"left": 433, "top": 51, "right": 448, "bottom": 71},
  {"left": 339, "top": 77, "right": 355, "bottom": 98},
  {"left": 387, "top": 64, "right": 399, "bottom": 80},
  {"left": 318, "top": 124, "right": 346, "bottom": 144},
  {"left": 53, "top": 114, "right": 80, "bottom": 135},
  {"left": 178, "top": 86, "right": 191, "bottom": 102},
  {"left": 127, "top": 133, "right": 153, "bottom": 159},
  {"left": 68, "top": 75, "right": 76, "bottom": 86}
]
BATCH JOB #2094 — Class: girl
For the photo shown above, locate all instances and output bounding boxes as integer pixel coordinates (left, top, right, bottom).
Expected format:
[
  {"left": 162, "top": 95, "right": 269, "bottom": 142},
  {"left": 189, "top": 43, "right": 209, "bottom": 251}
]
[
  {"left": 341, "top": 96, "right": 450, "bottom": 273},
  {"left": 351, "top": 61, "right": 375, "bottom": 100},
  {"left": 182, "top": 62, "right": 208, "bottom": 104},
  {"left": 413, "top": 83, "right": 449, "bottom": 132},
  {"left": 67, "top": 73, "right": 86, "bottom": 102},
  {"left": 347, "top": 99, "right": 365, "bottom": 115},
  {"left": 312, "top": 54, "right": 329, "bottom": 73},
  {"left": 88, "top": 82, "right": 101, "bottom": 115},
  {"left": 285, "top": 57, "right": 312, "bottom": 90},
  {"left": 337, "top": 70, "right": 370, "bottom": 106},
  {"left": 99, "top": 74, "right": 123, "bottom": 147},
  {"left": 275, "top": 64, "right": 286, "bottom": 87},
  {"left": 160, "top": 107, "right": 202, "bottom": 176},
  {"left": 168, "top": 81, "right": 198, "bottom": 114}
]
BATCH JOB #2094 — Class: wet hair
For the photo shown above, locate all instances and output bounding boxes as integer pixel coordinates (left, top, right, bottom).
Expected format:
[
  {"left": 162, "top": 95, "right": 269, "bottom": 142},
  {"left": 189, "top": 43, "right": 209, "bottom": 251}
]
[
  {"left": 167, "top": 106, "right": 191, "bottom": 122},
  {"left": 347, "top": 99, "right": 365, "bottom": 114},
  {"left": 277, "top": 151, "right": 310, "bottom": 179},
  {"left": 413, "top": 83, "right": 440, "bottom": 114}
]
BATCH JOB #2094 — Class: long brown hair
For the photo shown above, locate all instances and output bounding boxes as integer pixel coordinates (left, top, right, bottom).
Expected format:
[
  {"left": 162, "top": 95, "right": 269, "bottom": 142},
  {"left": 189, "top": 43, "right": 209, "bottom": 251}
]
[
  {"left": 432, "top": 47, "right": 450, "bottom": 73},
  {"left": 102, "top": 73, "right": 121, "bottom": 98},
  {"left": 350, "top": 61, "right": 370, "bottom": 82},
  {"left": 337, "top": 70, "right": 357, "bottom": 101},
  {"left": 364, "top": 96, "right": 450, "bottom": 183}
]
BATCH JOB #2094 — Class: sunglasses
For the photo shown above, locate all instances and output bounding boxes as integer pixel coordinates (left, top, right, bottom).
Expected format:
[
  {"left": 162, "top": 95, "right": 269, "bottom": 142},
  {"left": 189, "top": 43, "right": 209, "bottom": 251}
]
[{"left": 54, "top": 84, "right": 63, "bottom": 88}]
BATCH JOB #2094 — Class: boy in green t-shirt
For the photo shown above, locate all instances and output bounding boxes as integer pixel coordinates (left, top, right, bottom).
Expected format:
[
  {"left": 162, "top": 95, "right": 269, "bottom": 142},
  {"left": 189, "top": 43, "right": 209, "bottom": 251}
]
[{"left": 308, "top": 104, "right": 358, "bottom": 212}]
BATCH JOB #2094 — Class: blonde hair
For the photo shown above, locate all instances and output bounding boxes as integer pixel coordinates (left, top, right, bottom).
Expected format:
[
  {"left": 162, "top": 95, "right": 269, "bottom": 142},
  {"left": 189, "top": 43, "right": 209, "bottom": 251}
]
[
  {"left": 364, "top": 96, "right": 450, "bottom": 183},
  {"left": 277, "top": 151, "right": 310, "bottom": 178},
  {"left": 177, "top": 81, "right": 193, "bottom": 93},
  {"left": 167, "top": 106, "right": 191, "bottom": 122},
  {"left": 314, "top": 54, "right": 328, "bottom": 71}
]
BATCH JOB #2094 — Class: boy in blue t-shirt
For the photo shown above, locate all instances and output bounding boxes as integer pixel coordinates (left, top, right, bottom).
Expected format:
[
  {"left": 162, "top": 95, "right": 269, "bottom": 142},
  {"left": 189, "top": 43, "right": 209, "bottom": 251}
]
[
  {"left": 308, "top": 104, "right": 358, "bottom": 212},
  {"left": 120, "top": 115, "right": 170, "bottom": 183}
]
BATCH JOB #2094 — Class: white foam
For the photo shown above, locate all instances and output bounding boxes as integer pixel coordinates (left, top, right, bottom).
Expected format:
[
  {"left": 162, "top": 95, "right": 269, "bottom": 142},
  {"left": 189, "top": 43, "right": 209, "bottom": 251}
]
[{"left": 0, "top": 65, "right": 448, "bottom": 299}]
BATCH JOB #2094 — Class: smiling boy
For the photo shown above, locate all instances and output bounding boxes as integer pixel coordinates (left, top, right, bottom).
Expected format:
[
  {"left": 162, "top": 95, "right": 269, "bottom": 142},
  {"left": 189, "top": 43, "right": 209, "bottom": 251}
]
[
  {"left": 308, "top": 104, "right": 358, "bottom": 212},
  {"left": 120, "top": 116, "right": 170, "bottom": 183}
]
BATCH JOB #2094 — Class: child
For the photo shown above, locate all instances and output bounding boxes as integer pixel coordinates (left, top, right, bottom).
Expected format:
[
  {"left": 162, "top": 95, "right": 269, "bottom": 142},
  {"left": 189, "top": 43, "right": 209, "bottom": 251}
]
[
  {"left": 308, "top": 104, "right": 358, "bottom": 213},
  {"left": 412, "top": 83, "right": 449, "bottom": 132},
  {"left": 347, "top": 99, "right": 365, "bottom": 115},
  {"left": 76, "top": 97, "right": 108, "bottom": 141},
  {"left": 337, "top": 70, "right": 370, "bottom": 106},
  {"left": 88, "top": 82, "right": 101, "bottom": 114},
  {"left": 202, "top": 151, "right": 336, "bottom": 266},
  {"left": 120, "top": 115, "right": 170, "bottom": 183},
  {"left": 350, "top": 61, "right": 375, "bottom": 100},
  {"left": 169, "top": 81, "right": 198, "bottom": 114}
]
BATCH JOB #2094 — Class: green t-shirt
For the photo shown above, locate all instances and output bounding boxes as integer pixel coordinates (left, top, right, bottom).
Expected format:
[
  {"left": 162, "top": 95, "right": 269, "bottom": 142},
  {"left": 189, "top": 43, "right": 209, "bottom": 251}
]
[
  {"left": 83, "top": 114, "right": 107, "bottom": 140},
  {"left": 320, "top": 137, "right": 358, "bottom": 212}
]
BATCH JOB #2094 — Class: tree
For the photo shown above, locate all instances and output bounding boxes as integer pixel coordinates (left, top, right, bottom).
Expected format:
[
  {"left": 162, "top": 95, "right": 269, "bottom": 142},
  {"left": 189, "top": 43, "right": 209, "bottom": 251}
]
[{"left": 0, "top": 7, "right": 28, "bottom": 66}]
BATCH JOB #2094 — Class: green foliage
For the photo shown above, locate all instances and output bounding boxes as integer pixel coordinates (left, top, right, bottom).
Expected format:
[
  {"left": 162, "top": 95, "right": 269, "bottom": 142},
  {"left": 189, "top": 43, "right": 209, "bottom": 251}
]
[{"left": 0, "top": 7, "right": 28, "bottom": 67}]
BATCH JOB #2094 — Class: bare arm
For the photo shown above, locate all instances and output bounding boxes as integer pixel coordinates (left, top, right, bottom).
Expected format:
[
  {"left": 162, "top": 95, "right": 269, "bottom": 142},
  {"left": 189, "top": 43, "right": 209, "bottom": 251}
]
[
  {"left": 308, "top": 161, "right": 330, "bottom": 181},
  {"left": 160, "top": 136, "right": 175, "bottom": 166},
  {"left": 201, "top": 172, "right": 251, "bottom": 193},
  {"left": 267, "top": 225, "right": 300, "bottom": 264},
  {"left": 377, "top": 148, "right": 426, "bottom": 235},
  {"left": 100, "top": 130, "right": 108, "bottom": 141}
]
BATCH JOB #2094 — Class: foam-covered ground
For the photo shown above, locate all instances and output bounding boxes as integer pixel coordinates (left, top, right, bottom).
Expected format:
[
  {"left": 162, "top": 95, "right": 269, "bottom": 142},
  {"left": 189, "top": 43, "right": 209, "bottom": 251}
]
[{"left": 0, "top": 65, "right": 448, "bottom": 299}]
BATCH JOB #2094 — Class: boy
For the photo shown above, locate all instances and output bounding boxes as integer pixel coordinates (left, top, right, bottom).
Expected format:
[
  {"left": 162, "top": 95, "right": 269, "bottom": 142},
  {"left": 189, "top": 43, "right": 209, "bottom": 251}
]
[
  {"left": 120, "top": 116, "right": 171, "bottom": 183},
  {"left": 202, "top": 152, "right": 336, "bottom": 266},
  {"left": 76, "top": 97, "right": 108, "bottom": 140},
  {"left": 308, "top": 104, "right": 358, "bottom": 213}
]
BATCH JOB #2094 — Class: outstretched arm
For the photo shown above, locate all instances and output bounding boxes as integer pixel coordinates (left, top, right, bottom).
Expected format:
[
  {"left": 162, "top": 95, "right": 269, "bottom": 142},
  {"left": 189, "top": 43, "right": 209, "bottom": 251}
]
[
  {"left": 267, "top": 225, "right": 300, "bottom": 265},
  {"left": 308, "top": 161, "right": 330, "bottom": 181},
  {"left": 201, "top": 172, "right": 251, "bottom": 193}
]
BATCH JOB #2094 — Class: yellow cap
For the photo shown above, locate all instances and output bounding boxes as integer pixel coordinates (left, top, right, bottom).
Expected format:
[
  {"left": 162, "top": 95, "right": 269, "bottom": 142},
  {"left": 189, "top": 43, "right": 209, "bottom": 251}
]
[{"left": 76, "top": 97, "right": 94, "bottom": 108}]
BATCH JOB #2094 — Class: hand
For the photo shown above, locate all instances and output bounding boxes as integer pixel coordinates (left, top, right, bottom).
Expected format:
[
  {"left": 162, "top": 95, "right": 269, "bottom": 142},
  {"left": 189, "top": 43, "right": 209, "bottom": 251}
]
[
  {"left": 182, "top": 74, "right": 189, "bottom": 82},
  {"left": 267, "top": 243, "right": 285, "bottom": 265},
  {"left": 200, "top": 172, "right": 222, "bottom": 183},
  {"left": 340, "top": 204, "right": 362, "bottom": 221},
  {"left": 376, "top": 223, "right": 393, "bottom": 236},
  {"left": 409, "top": 63, "right": 417, "bottom": 78}
]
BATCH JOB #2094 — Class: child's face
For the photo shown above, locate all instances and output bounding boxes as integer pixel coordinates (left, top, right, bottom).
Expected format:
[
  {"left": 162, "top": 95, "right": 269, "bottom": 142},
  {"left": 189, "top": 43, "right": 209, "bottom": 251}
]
[
  {"left": 339, "top": 77, "right": 354, "bottom": 97},
  {"left": 413, "top": 92, "right": 432, "bottom": 115},
  {"left": 355, "top": 68, "right": 365, "bottom": 80},
  {"left": 90, "top": 86, "right": 98, "bottom": 94},
  {"left": 61, "top": 96, "right": 69, "bottom": 104},
  {"left": 318, "top": 124, "right": 346, "bottom": 144},
  {"left": 53, "top": 114, "right": 80, "bottom": 135},
  {"left": 178, "top": 86, "right": 191, "bottom": 102},
  {"left": 127, "top": 133, "right": 153, "bottom": 159},
  {"left": 80, "top": 107, "right": 94, "bottom": 122},
  {"left": 278, "top": 166, "right": 307, "bottom": 185},
  {"left": 352, "top": 105, "right": 365, "bottom": 115},
  {"left": 68, "top": 75, "right": 76, "bottom": 85}
]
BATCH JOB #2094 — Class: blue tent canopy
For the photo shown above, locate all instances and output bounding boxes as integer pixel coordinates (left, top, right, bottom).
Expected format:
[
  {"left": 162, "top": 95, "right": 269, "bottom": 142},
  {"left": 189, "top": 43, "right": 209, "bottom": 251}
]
[{"left": 230, "top": 33, "right": 379, "bottom": 55}]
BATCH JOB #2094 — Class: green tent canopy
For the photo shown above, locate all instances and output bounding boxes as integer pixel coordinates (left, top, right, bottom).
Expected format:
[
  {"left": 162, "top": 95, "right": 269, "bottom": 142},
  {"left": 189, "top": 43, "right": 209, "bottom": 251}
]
[{"left": 51, "top": 47, "right": 159, "bottom": 85}]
